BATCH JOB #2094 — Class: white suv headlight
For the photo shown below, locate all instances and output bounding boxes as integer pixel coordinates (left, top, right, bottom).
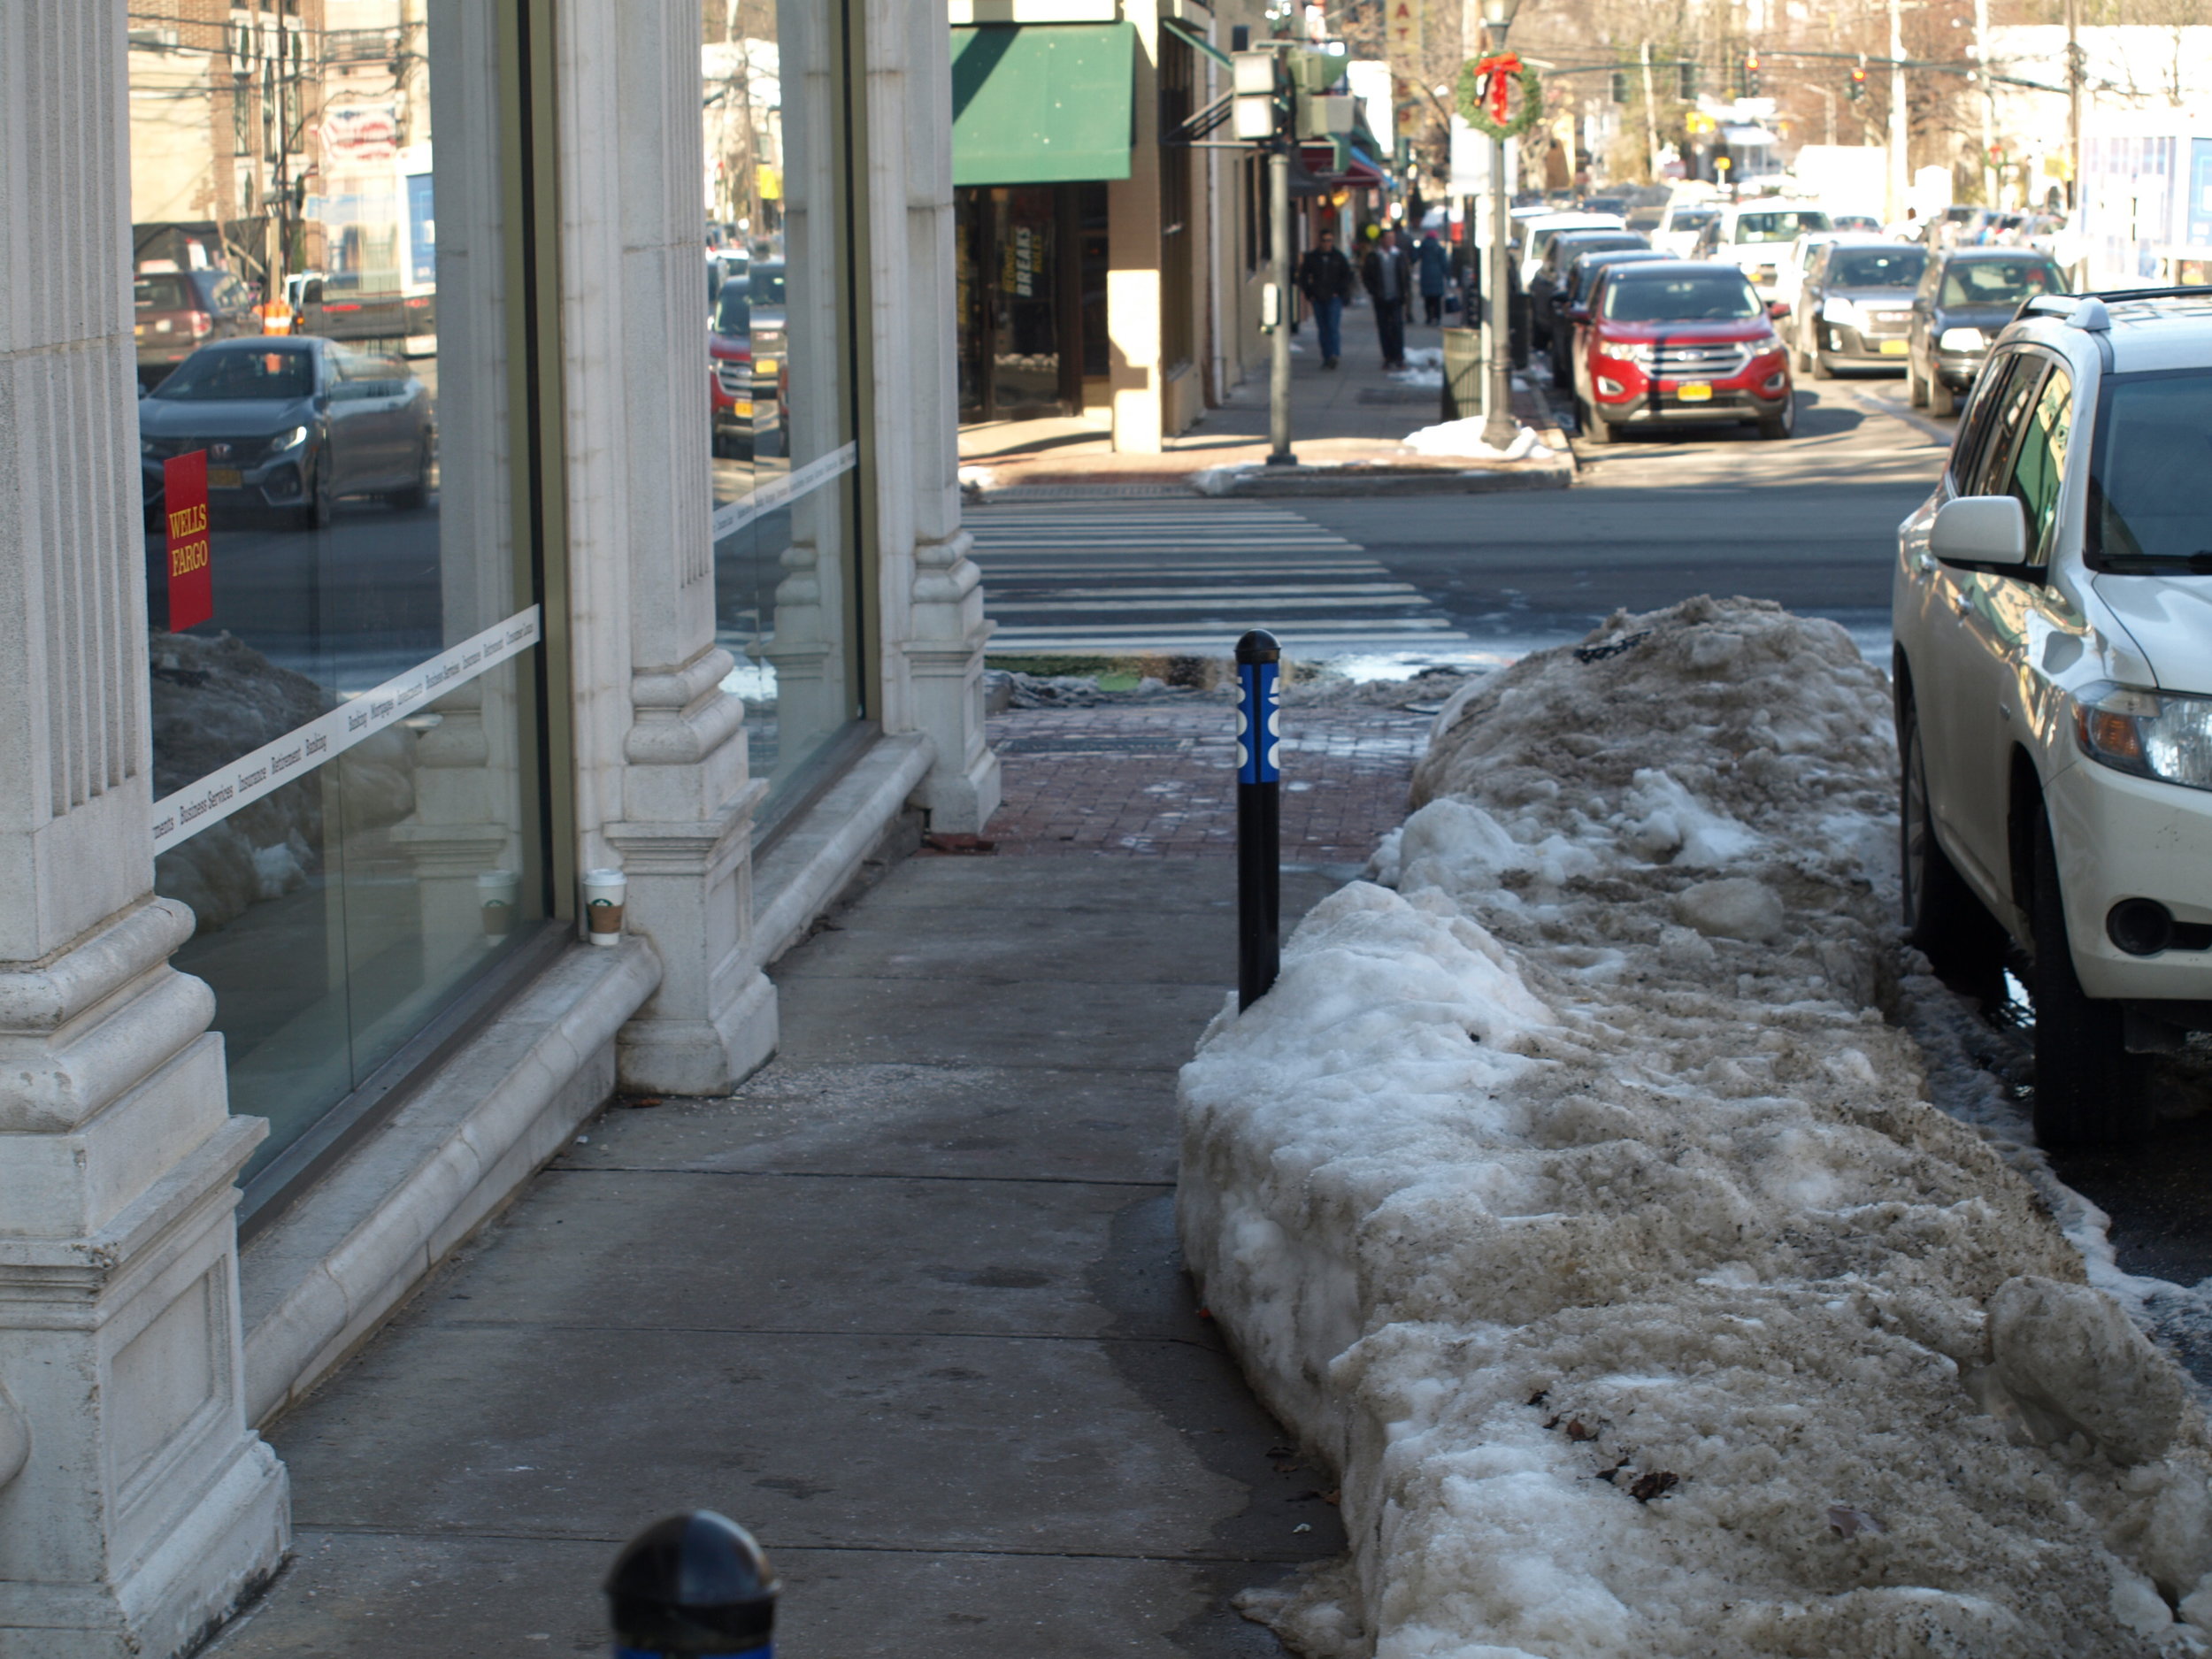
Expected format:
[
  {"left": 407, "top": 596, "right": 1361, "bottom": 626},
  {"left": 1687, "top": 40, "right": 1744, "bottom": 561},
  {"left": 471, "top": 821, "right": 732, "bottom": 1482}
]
[
  {"left": 1821, "top": 296, "right": 1860, "bottom": 326},
  {"left": 2073, "top": 682, "right": 2212, "bottom": 791},
  {"left": 1939, "top": 326, "right": 1985, "bottom": 351}
]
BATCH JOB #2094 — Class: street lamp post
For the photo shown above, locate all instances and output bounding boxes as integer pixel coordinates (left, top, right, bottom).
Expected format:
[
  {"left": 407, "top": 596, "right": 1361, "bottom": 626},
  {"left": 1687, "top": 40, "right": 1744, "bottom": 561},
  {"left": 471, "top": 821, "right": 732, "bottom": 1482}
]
[{"left": 1479, "top": 0, "right": 1524, "bottom": 452}]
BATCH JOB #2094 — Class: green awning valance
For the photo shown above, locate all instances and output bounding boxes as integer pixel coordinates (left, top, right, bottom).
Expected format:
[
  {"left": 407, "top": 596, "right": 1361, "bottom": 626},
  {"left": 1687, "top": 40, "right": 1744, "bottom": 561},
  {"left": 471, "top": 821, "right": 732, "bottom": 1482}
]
[{"left": 952, "top": 22, "right": 1134, "bottom": 187}]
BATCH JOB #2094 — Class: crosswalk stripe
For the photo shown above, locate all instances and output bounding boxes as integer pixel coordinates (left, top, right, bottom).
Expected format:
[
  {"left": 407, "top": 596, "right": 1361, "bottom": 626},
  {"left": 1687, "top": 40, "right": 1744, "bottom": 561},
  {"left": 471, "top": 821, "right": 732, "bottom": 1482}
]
[{"left": 968, "top": 498, "right": 1468, "bottom": 657}]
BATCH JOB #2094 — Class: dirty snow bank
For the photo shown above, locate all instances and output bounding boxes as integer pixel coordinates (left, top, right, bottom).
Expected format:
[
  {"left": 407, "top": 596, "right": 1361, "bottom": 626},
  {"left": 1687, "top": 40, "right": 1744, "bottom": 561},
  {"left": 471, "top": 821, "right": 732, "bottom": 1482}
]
[{"left": 1179, "top": 595, "right": 2212, "bottom": 1655}]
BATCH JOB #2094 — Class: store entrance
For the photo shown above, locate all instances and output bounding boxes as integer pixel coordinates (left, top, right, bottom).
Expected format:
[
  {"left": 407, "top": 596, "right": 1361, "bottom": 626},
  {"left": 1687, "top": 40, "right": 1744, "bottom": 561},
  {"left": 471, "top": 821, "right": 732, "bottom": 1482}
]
[{"left": 956, "top": 183, "right": 1105, "bottom": 421}]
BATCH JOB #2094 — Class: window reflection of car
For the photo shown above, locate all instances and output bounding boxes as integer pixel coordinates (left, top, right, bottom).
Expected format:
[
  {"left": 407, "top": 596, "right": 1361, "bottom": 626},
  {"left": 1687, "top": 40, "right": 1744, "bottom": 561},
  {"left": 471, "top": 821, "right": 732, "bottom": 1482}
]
[
  {"left": 134, "top": 268, "right": 258, "bottom": 389},
  {"left": 139, "top": 337, "right": 436, "bottom": 530},
  {"left": 708, "top": 261, "right": 787, "bottom": 460},
  {"left": 293, "top": 273, "right": 436, "bottom": 346},
  {"left": 1907, "top": 249, "right": 2067, "bottom": 417}
]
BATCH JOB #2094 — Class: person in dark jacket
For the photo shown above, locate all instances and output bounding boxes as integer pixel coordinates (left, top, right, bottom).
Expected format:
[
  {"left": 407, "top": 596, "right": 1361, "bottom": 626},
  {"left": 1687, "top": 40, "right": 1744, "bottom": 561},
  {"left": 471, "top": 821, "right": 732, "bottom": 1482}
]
[
  {"left": 1294, "top": 229, "right": 1355, "bottom": 368},
  {"left": 1361, "top": 228, "right": 1413, "bottom": 369},
  {"left": 1417, "top": 231, "right": 1450, "bottom": 325}
]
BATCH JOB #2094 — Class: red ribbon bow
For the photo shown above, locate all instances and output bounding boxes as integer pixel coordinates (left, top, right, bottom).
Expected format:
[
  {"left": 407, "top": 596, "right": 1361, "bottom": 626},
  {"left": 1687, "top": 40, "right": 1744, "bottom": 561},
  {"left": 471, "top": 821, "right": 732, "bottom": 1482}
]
[{"left": 1475, "top": 51, "right": 1523, "bottom": 124}]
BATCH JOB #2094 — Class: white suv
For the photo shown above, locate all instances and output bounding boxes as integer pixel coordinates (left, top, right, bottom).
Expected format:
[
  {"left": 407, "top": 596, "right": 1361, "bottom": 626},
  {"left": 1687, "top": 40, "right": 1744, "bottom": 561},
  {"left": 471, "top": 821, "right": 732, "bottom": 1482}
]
[
  {"left": 1690, "top": 202, "right": 1832, "bottom": 299},
  {"left": 1894, "top": 288, "right": 2212, "bottom": 1148}
]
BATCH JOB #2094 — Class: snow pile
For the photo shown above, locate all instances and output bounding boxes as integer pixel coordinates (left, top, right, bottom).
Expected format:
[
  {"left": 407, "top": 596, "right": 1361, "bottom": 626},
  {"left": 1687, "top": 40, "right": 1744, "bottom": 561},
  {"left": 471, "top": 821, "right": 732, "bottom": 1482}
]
[
  {"left": 1179, "top": 595, "right": 2212, "bottom": 1655},
  {"left": 1400, "top": 418, "right": 1558, "bottom": 461}
]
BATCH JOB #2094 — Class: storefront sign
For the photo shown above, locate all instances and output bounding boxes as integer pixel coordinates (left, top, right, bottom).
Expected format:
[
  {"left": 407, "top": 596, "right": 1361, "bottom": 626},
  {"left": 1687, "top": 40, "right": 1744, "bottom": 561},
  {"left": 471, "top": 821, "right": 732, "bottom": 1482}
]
[
  {"left": 1386, "top": 0, "right": 1423, "bottom": 72},
  {"left": 151, "top": 605, "right": 542, "bottom": 853},
  {"left": 164, "top": 451, "right": 213, "bottom": 630}
]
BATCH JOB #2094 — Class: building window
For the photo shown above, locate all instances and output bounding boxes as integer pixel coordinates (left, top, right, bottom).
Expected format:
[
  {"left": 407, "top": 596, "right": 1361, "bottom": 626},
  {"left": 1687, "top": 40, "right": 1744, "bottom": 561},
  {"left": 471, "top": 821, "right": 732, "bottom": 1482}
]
[
  {"left": 131, "top": 0, "right": 551, "bottom": 1206},
  {"left": 704, "top": 0, "right": 867, "bottom": 820}
]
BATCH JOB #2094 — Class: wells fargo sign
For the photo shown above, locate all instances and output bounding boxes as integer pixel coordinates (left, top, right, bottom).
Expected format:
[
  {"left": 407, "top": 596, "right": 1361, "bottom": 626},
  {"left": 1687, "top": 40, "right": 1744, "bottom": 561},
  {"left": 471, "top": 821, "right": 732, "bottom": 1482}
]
[{"left": 163, "top": 450, "right": 212, "bottom": 631}]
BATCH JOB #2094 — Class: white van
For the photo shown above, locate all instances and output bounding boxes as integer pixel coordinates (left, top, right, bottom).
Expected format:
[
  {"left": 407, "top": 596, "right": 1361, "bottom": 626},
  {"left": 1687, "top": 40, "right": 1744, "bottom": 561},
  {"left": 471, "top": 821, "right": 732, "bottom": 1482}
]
[{"left": 1691, "top": 202, "right": 1833, "bottom": 298}]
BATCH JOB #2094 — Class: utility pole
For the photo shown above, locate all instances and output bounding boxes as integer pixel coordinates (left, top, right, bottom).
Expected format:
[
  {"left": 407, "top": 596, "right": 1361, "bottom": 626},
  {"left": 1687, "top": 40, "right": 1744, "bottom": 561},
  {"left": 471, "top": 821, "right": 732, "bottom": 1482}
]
[
  {"left": 1887, "top": 0, "right": 1908, "bottom": 226},
  {"left": 2064, "top": 0, "right": 2084, "bottom": 221},
  {"left": 1479, "top": 0, "right": 1525, "bottom": 452},
  {"left": 1974, "top": 0, "right": 1997, "bottom": 205},
  {"left": 1269, "top": 118, "right": 1294, "bottom": 465},
  {"left": 1639, "top": 42, "right": 1663, "bottom": 179}
]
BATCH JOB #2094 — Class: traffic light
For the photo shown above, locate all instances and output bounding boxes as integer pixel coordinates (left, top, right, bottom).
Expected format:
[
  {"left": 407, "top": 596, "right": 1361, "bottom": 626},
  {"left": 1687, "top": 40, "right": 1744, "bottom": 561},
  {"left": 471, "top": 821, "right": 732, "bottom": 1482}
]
[
  {"left": 1678, "top": 61, "right": 1698, "bottom": 100},
  {"left": 1847, "top": 61, "right": 1867, "bottom": 102},
  {"left": 1610, "top": 68, "right": 1630, "bottom": 104},
  {"left": 1742, "top": 50, "right": 1761, "bottom": 97}
]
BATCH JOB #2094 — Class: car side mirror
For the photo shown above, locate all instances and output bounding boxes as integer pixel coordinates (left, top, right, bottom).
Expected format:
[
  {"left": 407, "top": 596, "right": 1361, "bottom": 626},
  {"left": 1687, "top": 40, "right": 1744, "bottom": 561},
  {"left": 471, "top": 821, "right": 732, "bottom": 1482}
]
[
  {"left": 1767, "top": 300, "right": 1791, "bottom": 320},
  {"left": 1930, "top": 495, "right": 2029, "bottom": 568},
  {"left": 1565, "top": 304, "right": 1590, "bottom": 323}
]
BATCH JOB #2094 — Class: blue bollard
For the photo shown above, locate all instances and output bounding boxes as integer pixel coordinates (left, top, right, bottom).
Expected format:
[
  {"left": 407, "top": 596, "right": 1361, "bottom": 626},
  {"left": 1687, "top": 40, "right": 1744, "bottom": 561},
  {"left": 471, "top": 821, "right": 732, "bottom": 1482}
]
[
  {"left": 607, "top": 1510, "right": 778, "bottom": 1657},
  {"left": 1234, "top": 630, "right": 1282, "bottom": 1010}
]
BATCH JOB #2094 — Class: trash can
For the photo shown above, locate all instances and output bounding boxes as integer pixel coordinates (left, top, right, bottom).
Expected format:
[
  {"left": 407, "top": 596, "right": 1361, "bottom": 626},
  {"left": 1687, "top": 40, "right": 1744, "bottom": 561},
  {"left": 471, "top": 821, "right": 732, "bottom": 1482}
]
[{"left": 1441, "top": 327, "right": 1482, "bottom": 423}]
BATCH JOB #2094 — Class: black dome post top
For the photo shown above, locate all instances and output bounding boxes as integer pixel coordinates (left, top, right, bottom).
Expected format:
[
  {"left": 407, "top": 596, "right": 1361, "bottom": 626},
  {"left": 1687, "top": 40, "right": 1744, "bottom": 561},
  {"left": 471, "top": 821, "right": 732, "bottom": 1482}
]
[
  {"left": 1234, "top": 628, "right": 1280, "bottom": 665},
  {"left": 606, "top": 1511, "right": 779, "bottom": 1656}
]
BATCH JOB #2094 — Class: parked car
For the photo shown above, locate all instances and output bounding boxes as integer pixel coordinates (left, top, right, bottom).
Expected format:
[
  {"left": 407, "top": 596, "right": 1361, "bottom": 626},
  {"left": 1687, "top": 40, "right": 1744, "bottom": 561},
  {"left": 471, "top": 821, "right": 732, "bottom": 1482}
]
[
  {"left": 1907, "top": 247, "right": 2067, "bottom": 416},
  {"left": 1516, "top": 211, "right": 1626, "bottom": 289},
  {"left": 293, "top": 271, "right": 438, "bottom": 349},
  {"left": 708, "top": 261, "right": 787, "bottom": 459},
  {"left": 1892, "top": 287, "right": 2212, "bottom": 1146},
  {"left": 139, "top": 336, "right": 435, "bottom": 529},
  {"left": 1690, "top": 202, "right": 1833, "bottom": 299},
  {"left": 1528, "top": 229, "right": 1649, "bottom": 349},
  {"left": 1794, "top": 239, "right": 1927, "bottom": 377},
  {"left": 1568, "top": 260, "right": 1793, "bottom": 443},
  {"left": 134, "top": 266, "right": 258, "bottom": 388},
  {"left": 1773, "top": 229, "right": 1841, "bottom": 314},
  {"left": 1547, "top": 247, "right": 1672, "bottom": 385},
  {"left": 1652, "top": 202, "right": 1720, "bottom": 258}
]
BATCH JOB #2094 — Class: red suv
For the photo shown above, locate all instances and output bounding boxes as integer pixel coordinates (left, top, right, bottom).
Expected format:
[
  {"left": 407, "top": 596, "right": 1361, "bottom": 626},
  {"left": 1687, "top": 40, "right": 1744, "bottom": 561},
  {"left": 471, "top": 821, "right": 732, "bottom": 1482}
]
[{"left": 1567, "top": 261, "right": 1795, "bottom": 443}]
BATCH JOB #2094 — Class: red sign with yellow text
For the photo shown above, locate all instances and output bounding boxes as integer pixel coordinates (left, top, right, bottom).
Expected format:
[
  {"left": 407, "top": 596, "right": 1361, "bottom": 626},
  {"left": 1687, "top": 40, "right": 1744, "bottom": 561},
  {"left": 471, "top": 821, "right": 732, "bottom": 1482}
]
[{"left": 164, "top": 451, "right": 212, "bottom": 631}]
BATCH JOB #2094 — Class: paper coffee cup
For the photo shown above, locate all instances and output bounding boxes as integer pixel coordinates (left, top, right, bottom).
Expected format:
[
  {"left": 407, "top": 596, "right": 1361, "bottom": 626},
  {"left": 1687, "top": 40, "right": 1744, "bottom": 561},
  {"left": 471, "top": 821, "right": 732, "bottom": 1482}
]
[
  {"left": 478, "top": 870, "right": 519, "bottom": 939},
  {"left": 582, "top": 868, "right": 626, "bottom": 946}
]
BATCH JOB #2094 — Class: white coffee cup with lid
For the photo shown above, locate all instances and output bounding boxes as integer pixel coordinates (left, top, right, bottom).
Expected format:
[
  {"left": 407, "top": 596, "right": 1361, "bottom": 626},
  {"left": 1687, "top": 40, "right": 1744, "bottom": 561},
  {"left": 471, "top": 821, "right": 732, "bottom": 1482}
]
[{"left": 582, "top": 868, "right": 626, "bottom": 946}]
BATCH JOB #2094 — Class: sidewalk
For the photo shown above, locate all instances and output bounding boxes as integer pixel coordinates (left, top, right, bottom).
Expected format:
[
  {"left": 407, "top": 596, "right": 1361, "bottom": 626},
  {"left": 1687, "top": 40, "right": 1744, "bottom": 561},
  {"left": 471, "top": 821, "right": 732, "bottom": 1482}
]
[
  {"left": 960, "top": 303, "right": 1570, "bottom": 496},
  {"left": 205, "top": 697, "right": 1429, "bottom": 1656}
]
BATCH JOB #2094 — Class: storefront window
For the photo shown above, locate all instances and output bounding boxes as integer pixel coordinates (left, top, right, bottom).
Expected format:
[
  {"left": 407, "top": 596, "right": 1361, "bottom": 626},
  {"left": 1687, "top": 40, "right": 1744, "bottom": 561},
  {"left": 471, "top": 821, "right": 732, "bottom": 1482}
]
[
  {"left": 131, "top": 0, "right": 546, "bottom": 1194},
  {"left": 705, "top": 0, "right": 864, "bottom": 812}
]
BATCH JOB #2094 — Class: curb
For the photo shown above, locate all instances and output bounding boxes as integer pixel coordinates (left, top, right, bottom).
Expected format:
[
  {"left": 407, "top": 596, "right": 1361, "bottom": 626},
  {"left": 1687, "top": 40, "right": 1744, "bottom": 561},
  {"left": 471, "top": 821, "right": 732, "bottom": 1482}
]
[{"left": 1203, "top": 462, "right": 1571, "bottom": 497}]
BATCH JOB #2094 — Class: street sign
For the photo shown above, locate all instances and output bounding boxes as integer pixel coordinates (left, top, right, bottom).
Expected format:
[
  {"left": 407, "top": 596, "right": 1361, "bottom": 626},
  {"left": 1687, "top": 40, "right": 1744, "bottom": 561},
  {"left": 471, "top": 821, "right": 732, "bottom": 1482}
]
[{"left": 164, "top": 451, "right": 212, "bottom": 631}]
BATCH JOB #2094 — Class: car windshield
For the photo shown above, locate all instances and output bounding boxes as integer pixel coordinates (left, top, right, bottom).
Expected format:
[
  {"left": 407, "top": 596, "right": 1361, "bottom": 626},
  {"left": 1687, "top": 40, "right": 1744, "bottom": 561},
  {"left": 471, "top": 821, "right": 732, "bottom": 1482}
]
[
  {"left": 1834, "top": 213, "right": 1883, "bottom": 232},
  {"left": 1828, "top": 248, "right": 1926, "bottom": 288},
  {"left": 1601, "top": 272, "right": 1760, "bottom": 321},
  {"left": 1733, "top": 210, "right": 1829, "bottom": 243},
  {"left": 134, "top": 274, "right": 191, "bottom": 311},
  {"left": 1667, "top": 208, "right": 1717, "bottom": 232},
  {"left": 1940, "top": 257, "right": 2063, "bottom": 307},
  {"left": 151, "top": 347, "right": 314, "bottom": 401},
  {"left": 749, "top": 264, "right": 786, "bottom": 307},
  {"left": 713, "top": 284, "right": 751, "bottom": 334},
  {"left": 2091, "top": 371, "right": 2212, "bottom": 572}
]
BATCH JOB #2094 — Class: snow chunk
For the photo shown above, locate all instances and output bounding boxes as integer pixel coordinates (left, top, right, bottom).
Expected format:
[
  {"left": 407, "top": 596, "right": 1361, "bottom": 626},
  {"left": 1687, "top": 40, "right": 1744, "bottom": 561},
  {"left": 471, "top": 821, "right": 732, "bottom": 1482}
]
[
  {"left": 1182, "top": 595, "right": 2212, "bottom": 1656},
  {"left": 1400, "top": 418, "right": 1556, "bottom": 461}
]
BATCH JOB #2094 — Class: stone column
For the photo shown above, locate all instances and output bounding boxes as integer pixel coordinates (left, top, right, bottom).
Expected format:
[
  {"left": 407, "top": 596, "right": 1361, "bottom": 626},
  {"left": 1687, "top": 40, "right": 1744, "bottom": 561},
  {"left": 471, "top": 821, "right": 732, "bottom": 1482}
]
[
  {"left": 557, "top": 0, "right": 777, "bottom": 1094},
  {"left": 0, "top": 4, "right": 289, "bottom": 1655},
  {"left": 864, "top": 0, "right": 1001, "bottom": 835}
]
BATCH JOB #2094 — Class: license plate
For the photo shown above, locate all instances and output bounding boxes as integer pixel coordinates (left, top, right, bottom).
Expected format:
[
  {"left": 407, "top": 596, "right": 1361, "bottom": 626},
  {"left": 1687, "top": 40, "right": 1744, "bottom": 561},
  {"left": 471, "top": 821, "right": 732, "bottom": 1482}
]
[
  {"left": 1677, "top": 382, "right": 1713, "bottom": 403},
  {"left": 208, "top": 466, "right": 243, "bottom": 488},
  {"left": 1880, "top": 339, "right": 1909, "bottom": 356}
]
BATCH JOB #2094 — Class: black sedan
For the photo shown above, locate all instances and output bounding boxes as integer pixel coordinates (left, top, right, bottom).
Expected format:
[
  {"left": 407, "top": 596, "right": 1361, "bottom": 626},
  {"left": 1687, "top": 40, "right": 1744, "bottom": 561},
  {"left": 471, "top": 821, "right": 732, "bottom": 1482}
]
[
  {"left": 1907, "top": 248, "right": 2066, "bottom": 416},
  {"left": 1530, "top": 229, "right": 1649, "bottom": 349},
  {"left": 140, "top": 337, "right": 435, "bottom": 529}
]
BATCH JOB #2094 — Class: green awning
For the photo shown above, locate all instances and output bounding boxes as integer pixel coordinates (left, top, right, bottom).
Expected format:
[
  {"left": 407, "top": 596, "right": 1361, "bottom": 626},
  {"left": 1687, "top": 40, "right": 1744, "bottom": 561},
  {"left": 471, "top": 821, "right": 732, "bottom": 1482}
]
[{"left": 952, "top": 22, "right": 1134, "bottom": 187}]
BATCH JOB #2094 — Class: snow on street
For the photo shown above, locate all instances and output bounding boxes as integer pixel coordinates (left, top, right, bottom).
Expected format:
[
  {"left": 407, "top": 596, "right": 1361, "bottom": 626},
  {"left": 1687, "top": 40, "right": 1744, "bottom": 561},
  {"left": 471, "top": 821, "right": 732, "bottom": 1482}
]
[{"left": 1179, "top": 595, "right": 2212, "bottom": 1655}]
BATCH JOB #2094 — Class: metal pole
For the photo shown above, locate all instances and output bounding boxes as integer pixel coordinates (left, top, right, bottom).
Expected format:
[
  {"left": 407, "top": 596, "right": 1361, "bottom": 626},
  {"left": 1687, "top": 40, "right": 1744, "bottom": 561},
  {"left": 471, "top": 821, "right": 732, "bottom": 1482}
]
[
  {"left": 1974, "top": 0, "right": 1997, "bottom": 206},
  {"left": 1234, "top": 630, "right": 1281, "bottom": 1011},
  {"left": 1268, "top": 133, "right": 1295, "bottom": 465},
  {"left": 2065, "top": 0, "right": 2084, "bottom": 242},
  {"left": 1639, "top": 42, "right": 1662, "bottom": 180},
  {"left": 1887, "top": 0, "right": 1909, "bottom": 227},
  {"left": 1480, "top": 127, "right": 1515, "bottom": 449}
]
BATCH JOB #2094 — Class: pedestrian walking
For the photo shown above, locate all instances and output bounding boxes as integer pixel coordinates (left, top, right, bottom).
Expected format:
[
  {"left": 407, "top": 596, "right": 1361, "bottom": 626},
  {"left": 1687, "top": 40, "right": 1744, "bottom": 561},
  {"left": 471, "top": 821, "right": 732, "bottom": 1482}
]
[
  {"left": 1362, "top": 228, "right": 1413, "bottom": 370},
  {"left": 1295, "top": 229, "right": 1355, "bottom": 369},
  {"left": 1417, "top": 231, "right": 1450, "bottom": 326}
]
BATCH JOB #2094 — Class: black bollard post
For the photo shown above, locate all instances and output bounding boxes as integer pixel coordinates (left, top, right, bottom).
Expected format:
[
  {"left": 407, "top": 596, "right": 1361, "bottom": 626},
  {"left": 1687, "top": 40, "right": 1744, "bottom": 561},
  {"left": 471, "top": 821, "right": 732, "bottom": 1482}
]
[
  {"left": 1234, "top": 629, "right": 1282, "bottom": 1010},
  {"left": 607, "top": 1511, "right": 779, "bottom": 1658}
]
